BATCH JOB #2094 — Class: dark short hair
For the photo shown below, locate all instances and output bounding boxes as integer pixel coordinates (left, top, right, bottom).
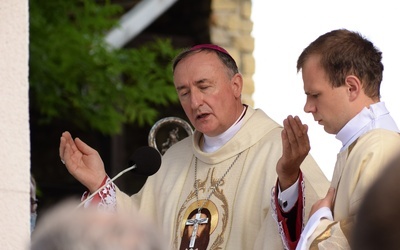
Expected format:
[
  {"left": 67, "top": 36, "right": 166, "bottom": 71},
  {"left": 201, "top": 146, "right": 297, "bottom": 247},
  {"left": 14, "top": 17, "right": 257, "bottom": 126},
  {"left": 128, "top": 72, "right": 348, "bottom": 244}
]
[{"left": 297, "top": 29, "right": 383, "bottom": 99}]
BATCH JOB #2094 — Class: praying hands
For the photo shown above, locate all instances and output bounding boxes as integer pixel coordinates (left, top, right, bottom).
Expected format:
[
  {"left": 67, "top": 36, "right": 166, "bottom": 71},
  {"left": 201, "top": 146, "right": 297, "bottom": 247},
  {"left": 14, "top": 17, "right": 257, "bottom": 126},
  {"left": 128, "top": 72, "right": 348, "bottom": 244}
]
[{"left": 277, "top": 115, "right": 310, "bottom": 190}]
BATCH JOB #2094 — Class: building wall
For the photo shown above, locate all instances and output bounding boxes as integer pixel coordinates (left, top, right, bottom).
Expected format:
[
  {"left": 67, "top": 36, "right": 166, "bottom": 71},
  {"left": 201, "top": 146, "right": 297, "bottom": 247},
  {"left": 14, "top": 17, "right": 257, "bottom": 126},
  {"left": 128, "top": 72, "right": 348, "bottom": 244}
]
[
  {"left": 0, "top": 0, "right": 30, "bottom": 249},
  {"left": 211, "top": 0, "right": 255, "bottom": 106}
]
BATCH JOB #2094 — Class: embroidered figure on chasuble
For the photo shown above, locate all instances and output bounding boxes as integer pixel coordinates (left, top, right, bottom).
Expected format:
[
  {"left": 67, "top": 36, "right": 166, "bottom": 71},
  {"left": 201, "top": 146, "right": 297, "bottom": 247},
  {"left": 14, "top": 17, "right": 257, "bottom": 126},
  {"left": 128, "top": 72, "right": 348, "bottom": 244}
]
[{"left": 176, "top": 154, "right": 242, "bottom": 250}]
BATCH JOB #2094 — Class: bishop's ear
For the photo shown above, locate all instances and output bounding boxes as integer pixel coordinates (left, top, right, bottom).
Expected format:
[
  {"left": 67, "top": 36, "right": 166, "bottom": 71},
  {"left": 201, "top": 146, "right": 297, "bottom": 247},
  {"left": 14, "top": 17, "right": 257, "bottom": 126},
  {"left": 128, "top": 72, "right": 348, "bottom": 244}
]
[{"left": 231, "top": 73, "right": 243, "bottom": 98}]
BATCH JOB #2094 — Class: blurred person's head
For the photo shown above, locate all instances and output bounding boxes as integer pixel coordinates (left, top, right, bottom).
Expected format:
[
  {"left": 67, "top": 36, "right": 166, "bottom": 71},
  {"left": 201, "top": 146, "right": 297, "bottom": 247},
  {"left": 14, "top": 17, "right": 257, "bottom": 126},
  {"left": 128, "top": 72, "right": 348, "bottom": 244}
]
[
  {"left": 30, "top": 199, "right": 164, "bottom": 250},
  {"left": 352, "top": 153, "right": 400, "bottom": 250}
]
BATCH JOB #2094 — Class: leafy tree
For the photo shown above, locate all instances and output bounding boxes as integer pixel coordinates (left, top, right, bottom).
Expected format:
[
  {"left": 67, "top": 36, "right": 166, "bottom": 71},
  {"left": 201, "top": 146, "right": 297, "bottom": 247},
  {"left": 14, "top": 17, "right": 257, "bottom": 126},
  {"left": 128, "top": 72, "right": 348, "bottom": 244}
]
[{"left": 29, "top": 0, "right": 180, "bottom": 134}]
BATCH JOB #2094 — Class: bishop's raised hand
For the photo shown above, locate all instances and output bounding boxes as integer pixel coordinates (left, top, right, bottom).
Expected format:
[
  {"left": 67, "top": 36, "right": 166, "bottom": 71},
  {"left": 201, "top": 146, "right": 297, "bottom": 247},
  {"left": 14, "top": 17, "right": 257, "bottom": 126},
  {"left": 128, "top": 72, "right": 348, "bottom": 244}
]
[{"left": 59, "top": 131, "right": 107, "bottom": 193}]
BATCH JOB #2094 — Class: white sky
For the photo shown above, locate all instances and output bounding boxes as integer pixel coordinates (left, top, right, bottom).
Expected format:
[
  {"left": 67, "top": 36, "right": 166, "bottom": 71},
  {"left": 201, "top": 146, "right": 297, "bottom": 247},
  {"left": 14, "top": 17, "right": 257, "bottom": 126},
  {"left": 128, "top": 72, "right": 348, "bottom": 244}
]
[{"left": 251, "top": 0, "right": 400, "bottom": 180}]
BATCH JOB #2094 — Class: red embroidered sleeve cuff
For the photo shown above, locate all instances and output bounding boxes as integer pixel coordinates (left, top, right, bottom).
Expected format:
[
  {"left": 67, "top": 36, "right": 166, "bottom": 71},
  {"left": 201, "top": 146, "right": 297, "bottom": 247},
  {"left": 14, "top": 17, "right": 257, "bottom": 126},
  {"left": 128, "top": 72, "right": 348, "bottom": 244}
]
[
  {"left": 272, "top": 171, "right": 305, "bottom": 250},
  {"left": 81, "top": 175, "right": 117, "bottom": 212}
]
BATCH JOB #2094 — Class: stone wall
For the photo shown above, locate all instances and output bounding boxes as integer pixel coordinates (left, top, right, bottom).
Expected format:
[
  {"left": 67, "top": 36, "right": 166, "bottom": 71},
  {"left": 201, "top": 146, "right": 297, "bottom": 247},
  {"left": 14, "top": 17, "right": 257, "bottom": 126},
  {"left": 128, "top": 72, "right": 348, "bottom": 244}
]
[
  {"left": 211, "top": 0, "right": 255, "bottom": 106},
  {"left": 0, "top": 0, "right": 30, "bottom": 248}
]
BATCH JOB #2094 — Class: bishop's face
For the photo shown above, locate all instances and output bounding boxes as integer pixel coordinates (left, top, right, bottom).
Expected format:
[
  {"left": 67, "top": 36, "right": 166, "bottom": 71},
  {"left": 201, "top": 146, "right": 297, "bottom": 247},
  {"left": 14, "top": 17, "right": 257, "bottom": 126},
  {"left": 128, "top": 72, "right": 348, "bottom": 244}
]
[{"left": 173, "top": 51, "right": 243, "bottom": 137}]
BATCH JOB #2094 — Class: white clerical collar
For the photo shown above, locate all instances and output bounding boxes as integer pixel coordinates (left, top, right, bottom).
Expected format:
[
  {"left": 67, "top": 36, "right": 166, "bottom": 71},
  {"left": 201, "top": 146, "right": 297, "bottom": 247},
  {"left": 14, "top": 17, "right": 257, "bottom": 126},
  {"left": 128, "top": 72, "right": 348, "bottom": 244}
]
[
  {"left": 203, "top": 105, "right": 247, "bottom": 153},
  {"left": 336, "top": 102, "right": 399, "bottom": 152}
]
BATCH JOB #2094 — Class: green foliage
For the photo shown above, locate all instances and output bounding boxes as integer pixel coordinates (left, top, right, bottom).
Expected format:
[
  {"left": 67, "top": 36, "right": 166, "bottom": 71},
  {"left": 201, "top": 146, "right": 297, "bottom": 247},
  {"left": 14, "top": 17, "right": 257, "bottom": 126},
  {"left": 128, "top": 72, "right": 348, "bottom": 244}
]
[{"left": 29, "top": 0, "right": 180, "bottom": 134}]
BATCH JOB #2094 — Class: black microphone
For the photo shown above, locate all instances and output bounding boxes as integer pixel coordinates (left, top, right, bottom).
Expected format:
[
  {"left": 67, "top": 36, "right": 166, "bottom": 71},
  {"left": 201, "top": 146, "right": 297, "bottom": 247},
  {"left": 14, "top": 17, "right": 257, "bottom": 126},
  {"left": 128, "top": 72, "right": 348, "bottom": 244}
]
[
  {"left": 76, "top": 146, "right": 161, "bottom": 209},
  {"left": 127, "top": 146, "right": 162, "bottom": 176}
]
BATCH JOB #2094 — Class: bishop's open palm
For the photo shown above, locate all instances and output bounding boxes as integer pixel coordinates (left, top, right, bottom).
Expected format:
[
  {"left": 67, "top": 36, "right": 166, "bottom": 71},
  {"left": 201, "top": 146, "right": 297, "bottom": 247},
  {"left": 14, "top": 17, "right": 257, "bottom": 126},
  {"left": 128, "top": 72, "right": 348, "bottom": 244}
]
[{"left": 59, "top": 131, "right": 107, "bottom": 193}]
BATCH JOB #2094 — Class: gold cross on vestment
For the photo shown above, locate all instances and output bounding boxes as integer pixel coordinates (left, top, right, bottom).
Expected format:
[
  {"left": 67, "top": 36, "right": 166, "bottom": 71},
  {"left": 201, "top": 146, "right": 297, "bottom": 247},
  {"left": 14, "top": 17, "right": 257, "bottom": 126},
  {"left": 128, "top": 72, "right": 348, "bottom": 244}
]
[{"left": 185, "top": 212, "right": 209, "bottom": 249}]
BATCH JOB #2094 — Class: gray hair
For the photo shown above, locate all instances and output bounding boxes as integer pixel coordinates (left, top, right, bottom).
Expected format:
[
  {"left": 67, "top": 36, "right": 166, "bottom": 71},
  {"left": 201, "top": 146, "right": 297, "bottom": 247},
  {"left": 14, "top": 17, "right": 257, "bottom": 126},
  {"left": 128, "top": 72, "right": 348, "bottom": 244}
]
[{"left": 30, "top": 199, "right": 165, "bottom": 250}]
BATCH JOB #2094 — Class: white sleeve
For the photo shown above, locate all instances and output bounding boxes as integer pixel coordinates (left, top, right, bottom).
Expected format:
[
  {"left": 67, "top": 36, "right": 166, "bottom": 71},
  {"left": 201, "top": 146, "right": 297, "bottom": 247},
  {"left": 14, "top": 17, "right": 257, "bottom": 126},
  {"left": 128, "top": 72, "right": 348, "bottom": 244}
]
[
  {"left": 278, "top": 177, "right": 299, "bottom": 212},
  {"left": 296, "top": 207, "right": 333, "bottom": 250}
]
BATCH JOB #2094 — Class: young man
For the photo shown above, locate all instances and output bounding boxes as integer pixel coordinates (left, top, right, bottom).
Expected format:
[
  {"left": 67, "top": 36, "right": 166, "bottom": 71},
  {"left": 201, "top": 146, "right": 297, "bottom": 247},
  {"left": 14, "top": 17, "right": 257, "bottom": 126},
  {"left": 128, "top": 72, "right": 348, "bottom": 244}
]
[
  {"left": 59, "top": 44, "right": 328, "bottom": 249},
  {"left": 275, "top": 29, "right": 400, "bottom": 249}
]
